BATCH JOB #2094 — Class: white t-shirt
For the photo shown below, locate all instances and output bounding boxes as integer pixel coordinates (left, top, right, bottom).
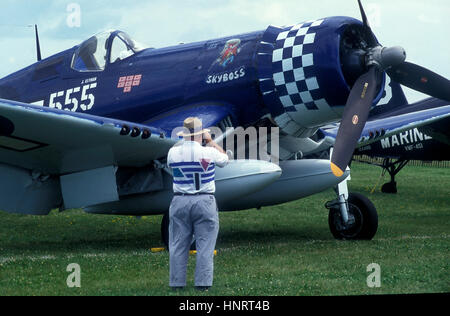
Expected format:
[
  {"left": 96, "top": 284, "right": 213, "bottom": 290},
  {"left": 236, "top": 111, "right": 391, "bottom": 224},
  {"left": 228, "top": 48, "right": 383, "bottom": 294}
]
[{"left": 167, "top": 141, "right": 229, "bottom": 194}]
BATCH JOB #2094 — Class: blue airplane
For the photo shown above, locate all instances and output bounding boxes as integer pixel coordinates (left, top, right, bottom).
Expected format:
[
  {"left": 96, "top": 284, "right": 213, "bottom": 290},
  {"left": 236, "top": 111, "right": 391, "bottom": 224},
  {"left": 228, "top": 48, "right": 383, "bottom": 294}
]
[
  {"left": 1, "top": 1, "right": 449, "bottom": 243},
  {"left": 321, "top": 80, "right": 450, "bottom": 193}
]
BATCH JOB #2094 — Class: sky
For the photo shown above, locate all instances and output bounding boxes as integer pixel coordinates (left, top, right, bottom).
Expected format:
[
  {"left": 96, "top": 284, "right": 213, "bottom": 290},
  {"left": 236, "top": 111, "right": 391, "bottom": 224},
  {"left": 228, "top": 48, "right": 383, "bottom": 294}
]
[{"left": 0, "top": 0, "right": 449, "bottom": 103}]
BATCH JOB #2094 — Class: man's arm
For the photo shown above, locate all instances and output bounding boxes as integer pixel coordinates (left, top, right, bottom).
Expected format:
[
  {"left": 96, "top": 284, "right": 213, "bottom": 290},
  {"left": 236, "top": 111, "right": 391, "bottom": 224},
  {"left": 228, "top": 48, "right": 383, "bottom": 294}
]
[
  {"left": 203, "top": 132, "right": 226, "bottom": 154},
  {"left": 203, "top": 131, "right": 229, "bottom": 167}
]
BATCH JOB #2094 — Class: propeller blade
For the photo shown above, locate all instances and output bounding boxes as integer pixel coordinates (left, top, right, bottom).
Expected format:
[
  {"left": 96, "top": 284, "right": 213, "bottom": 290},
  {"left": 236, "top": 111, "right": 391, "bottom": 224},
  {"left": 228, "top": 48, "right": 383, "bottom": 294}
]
[
  {"left": 386, "top": 62, "right": 450, "bottom": 102},
  {"left": 356, "top": 0, "right": 378, "bottom": 47},
  {"left": 331, "top": 67, "right": 381, "bottom": 177},
  {"left": 358, "top": 0, "right": 370, "bottom": 28}
]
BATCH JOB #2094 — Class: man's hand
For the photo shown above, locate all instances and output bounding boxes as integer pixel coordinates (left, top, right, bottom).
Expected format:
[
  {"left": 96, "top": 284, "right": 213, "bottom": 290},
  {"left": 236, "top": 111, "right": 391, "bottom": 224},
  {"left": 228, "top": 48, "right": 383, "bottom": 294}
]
[
  {"left": 203, "top": 131, "right": 213, "bottom": 144},
  {"left": 203, "top": 131, "right": 226, "bottom": 154}
]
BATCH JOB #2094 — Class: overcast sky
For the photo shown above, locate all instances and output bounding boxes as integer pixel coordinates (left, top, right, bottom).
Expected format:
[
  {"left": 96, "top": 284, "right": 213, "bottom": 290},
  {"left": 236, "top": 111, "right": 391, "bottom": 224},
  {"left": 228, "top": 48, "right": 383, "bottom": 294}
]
[{"left": 0, "top": 0, "right": 448, "bottom": 102}]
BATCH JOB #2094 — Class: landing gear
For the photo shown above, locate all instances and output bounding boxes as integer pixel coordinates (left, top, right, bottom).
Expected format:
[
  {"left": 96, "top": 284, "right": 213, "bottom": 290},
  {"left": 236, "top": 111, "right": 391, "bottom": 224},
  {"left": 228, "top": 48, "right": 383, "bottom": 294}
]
[
  {"left": 326, "top": 175, "right": 378, "bottom": 240},
  {"left": 161, "top": 212, "right": 196, "bottom": 251},
  {"left": 380, "top": 158, "right": 409, "bottom": 194},
  {"left": 381, "top": 181, "right": 397, "bottom": 194}
]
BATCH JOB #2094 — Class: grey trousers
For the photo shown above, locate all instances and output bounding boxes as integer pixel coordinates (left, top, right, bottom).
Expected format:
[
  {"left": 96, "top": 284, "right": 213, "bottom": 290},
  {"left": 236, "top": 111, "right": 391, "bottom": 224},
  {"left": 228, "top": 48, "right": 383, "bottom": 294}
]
[{"left": 169, "top": 194, "right": 219, "bottom": 287}]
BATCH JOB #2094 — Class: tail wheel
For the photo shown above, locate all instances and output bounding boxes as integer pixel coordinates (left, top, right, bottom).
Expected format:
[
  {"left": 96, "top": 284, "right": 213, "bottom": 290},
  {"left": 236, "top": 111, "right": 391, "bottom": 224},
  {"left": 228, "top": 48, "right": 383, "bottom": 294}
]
[
  {"left": 381, "top": 181, "right": 397, "bottom": 194},
  {"left": 328, "top": 192, "right": 378, "bottom": 240}
]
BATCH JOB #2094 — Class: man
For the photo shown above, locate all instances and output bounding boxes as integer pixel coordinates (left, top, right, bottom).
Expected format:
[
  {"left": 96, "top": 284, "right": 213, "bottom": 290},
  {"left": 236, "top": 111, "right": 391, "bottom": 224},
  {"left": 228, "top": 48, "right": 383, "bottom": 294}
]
[{"left": 167, "top": 117, "right": 229, "bottom": 291}]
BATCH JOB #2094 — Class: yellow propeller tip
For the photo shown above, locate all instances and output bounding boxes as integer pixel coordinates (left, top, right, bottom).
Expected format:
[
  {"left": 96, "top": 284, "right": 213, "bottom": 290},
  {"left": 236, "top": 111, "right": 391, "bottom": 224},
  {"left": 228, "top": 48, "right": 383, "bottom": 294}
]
[{"left": 330, "top": 162, "right": 345, "bottom": 178}]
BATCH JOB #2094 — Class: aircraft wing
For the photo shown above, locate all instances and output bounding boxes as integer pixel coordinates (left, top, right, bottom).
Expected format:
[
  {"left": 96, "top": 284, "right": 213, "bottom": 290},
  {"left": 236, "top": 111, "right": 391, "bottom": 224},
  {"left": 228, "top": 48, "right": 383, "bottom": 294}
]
[
  {"left": 0, "top": 99, "right": 274, "bottom": 215},
  {"left": 322, "top": 104, "right": 450, "bottom": 148},
  {"left": 0, "top": 98, "right": 177, "bottom": 175}
]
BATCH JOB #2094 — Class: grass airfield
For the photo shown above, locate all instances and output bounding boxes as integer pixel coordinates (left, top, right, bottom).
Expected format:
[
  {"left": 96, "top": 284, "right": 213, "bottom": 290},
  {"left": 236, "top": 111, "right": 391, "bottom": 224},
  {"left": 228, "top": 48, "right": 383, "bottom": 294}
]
[{"left": 0, "top": 162, "right": 448, "bottom": 296}]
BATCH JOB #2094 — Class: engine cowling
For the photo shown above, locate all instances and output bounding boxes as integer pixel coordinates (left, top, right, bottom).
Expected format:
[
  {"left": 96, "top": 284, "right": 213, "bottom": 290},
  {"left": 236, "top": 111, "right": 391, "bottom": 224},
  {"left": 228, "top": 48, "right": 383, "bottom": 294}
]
[{"left": 257, "top": 16, "right": 385, "bottom": 137}]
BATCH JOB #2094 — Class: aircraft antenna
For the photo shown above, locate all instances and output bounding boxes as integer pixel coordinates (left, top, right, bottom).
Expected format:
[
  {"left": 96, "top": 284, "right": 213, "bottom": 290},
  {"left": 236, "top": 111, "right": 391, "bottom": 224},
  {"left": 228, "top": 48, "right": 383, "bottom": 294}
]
[{"left": 35, "top": 24, "right": 42, "bottom": 62}]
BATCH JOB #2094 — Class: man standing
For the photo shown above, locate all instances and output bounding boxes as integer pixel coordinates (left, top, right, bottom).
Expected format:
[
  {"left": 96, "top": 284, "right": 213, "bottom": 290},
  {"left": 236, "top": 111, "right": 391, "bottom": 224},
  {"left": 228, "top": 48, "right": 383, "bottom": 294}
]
[{"left": 167, "top": 117, "right": 229, "bottom": 291}]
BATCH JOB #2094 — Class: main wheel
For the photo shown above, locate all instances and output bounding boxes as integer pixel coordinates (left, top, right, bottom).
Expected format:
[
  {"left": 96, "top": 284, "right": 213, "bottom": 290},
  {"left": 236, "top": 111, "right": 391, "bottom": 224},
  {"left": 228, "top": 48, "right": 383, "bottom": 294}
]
[
  {"left": 161, "top": 212, "right": 196, "bottom": 251},
  {"left": 328, "top": 192, "right": 378, "bottom": 240}
]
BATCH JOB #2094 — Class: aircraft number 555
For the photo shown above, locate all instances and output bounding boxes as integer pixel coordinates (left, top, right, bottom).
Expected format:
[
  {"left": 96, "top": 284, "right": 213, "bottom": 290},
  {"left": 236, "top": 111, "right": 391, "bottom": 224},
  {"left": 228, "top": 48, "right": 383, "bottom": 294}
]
[{"left": 49, "top": 83, "right": 97, "bottom": 112}]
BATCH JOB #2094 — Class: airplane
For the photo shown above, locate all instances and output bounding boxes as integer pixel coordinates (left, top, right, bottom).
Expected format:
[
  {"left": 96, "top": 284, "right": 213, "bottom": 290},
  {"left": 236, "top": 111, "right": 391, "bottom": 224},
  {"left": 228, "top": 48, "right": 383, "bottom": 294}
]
[
  {"left": 321, "top": 79, "right": 450, "bottom": 194},
  {"left": 1, "top": 1, "right": 450, "bottom": 246}
]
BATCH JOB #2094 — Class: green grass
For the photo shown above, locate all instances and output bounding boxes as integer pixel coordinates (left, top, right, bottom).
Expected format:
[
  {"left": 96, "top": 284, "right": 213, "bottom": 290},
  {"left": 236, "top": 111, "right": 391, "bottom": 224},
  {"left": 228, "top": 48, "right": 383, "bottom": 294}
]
[{"left": 0, "top": 162, "right": 449, "bottom": 296}]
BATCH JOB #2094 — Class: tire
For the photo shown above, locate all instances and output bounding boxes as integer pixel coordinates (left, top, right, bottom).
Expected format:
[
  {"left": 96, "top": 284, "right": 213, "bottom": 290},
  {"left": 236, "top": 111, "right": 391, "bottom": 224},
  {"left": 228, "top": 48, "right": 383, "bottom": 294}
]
[
  {"left": 328, "top": 192, "right": 378, "bottom": 240},
  {"left": 161, "top": 212, "right": 196, "bottom": 251},
  {"left": 381, "top": 181, "right": 397, "bottom": 194}
]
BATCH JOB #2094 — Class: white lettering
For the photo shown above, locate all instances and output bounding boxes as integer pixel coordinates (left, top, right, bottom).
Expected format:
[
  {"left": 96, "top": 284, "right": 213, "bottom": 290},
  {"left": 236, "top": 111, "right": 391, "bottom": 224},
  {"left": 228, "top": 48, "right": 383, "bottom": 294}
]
[
  {"left": 47, "top": 83, "right": 97, "bottom": 112},
  {"left": 66, "top": 3, "right": 81, "bottom": 28},
  {"left": 381, "top": 128, "right": 433, "bottom": 149},
  {"left": 414, "top": 128, "right": 424, "bottom": 142},
  {"left": 49, "top": 91, "right": 64, "bottom": 109},
  {"left": 399, "top": 131, "right": 409, "bottom": 145},
  {"left": 391, "top": 135, "right": 400, "bottom": 147},
  {"left": 66, "top": 263, "right": 81, "bottom": 288},
  {"left": 179, "top": 300, "right": 213, "bottom": 314},
  {"left": 64, "top": 87, "right": 80, "bottom": 112},
  {"left": 381, "top": 138, "right": 390, "bottom": 149},
  {"left": 367, "top": 3, "right": 381, "bottom": 28},
  {"left": 206, "top": 67, "right": 246, "bottom": 84},
  {"left": 367, "top": 263, "right": 381, "bottom": 288},
  {"left": 222, "top": 301, "right": 270, "bottom": 311},
  {"left": 170, "top": 125, "right": 278, "bottom": 165},
  {"left": 80, "top": 83, "right": 97, "bottom": 111}
]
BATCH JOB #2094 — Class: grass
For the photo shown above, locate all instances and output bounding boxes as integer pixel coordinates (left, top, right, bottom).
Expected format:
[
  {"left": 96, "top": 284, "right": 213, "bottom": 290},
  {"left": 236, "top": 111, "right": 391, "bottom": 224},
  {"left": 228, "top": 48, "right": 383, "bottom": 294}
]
[{"left": 0, "top": 162, "right": 449, "bottom": 296}]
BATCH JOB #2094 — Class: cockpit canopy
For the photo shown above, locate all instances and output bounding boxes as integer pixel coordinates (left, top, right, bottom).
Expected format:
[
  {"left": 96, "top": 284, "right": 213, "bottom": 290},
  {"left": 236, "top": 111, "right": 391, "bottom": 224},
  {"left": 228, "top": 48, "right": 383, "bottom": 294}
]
[{"left": 71, "top": 30, "right": 147, "bottom": 72}]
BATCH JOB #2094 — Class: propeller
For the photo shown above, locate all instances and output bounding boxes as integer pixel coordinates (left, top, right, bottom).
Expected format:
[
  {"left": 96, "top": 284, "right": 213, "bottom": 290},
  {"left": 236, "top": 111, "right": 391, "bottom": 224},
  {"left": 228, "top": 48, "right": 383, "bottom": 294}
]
[
  {"left": 357, "top": 0, "right": 370, "bottom": 28},
  {"left": 330, "top": 0, "right": 450, "bottom": 177},
  {"left": 386, "top": 62, "right": 450, "bottom": 102},
  {"left": 331, "top": 67, "right": 381, "bottom": 177}
]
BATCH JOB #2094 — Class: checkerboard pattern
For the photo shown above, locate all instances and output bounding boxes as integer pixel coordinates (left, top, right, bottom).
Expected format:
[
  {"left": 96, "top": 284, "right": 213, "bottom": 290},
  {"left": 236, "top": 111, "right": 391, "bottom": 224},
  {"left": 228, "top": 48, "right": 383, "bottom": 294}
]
[
  {"left": 117, "top": 74, "right": 142, "bottom": 93},
  {"left": 272, "top": 19, "right": 327, "bottom": 111}
]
